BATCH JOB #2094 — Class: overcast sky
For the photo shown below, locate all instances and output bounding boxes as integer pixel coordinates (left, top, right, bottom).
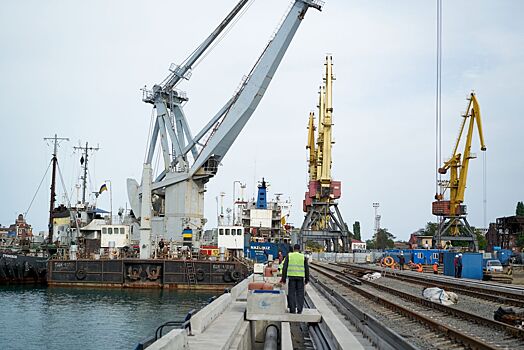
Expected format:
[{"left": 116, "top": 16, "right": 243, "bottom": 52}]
[{"left": 1, "top": 0, "right": 523, "bottom": 241}]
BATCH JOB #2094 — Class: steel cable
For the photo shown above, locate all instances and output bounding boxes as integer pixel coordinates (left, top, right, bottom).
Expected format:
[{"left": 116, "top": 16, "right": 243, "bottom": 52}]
[{"left": 24, "top": 160, "right": 52, "bottom": 218}]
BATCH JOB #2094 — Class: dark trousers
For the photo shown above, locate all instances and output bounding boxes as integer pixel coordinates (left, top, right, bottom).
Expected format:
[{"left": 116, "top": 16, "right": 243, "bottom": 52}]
[{"left": 288, "top": 277, "right": 305, "bottom": 313}]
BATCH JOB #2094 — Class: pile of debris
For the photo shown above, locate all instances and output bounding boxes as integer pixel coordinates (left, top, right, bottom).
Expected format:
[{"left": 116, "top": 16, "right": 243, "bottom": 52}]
[
  {"left": 422, "top": 287, "right": 458, "bottom": 306},
  {"left": 494, "top": 307, "right": 524, "bottom": 328}
]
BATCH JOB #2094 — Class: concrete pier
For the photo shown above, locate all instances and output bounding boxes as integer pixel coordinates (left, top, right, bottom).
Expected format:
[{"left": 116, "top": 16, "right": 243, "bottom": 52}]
[{"left": 146, "top": 274, "right": 371, "bottom": 350}]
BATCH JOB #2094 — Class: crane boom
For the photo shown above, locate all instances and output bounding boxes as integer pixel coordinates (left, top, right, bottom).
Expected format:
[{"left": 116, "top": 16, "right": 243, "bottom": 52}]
[
  {"left": 163, "top": 0, "right": 250, "bottom": 91},
  {"left": 190, "top": 0, "right": 323, "bottom": 175},
  {"left": 320, "top": 55, "right": 334, "bottom": 187}
]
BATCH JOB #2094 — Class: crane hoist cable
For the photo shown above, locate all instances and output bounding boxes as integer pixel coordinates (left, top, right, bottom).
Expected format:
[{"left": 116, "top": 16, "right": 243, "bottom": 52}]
[
  {"left": 192, "top": 0, "right": 256, "bottom": 70},
  {"left": 435, "top": 0, "right": 443, "bottom": 198}
]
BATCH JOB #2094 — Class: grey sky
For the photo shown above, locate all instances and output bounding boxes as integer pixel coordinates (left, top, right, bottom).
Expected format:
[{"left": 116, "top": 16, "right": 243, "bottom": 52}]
[{"left": 1, "top": 0, "right": 523, "bottom": 242}]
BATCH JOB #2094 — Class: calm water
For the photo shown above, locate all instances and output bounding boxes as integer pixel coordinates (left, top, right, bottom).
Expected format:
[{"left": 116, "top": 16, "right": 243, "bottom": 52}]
[{"left": 0, "top": 286, "right": 217, "bottom": 350}]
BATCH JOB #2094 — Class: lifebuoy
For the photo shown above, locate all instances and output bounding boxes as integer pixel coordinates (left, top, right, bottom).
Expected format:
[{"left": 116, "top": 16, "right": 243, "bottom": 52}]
[
  {"left": 75, "top": 269, "right": 87, "bottom": 280},
  {"left": 223, "top": 271, "right": 233, "bottom": 283},
  {"left": 195, "top": 269, "right": 205, "bottom": 282},
  {"left": 231, "top": 270, "right": 241, "bottom": 281},
  {"left": 384, "top": 256, "right": 395, "bottom": 267}
]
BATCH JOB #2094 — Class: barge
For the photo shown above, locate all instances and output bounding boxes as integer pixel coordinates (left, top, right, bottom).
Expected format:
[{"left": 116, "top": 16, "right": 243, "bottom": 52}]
[{"left": 48, "top": 258, "right": 249, "bottom": 289}]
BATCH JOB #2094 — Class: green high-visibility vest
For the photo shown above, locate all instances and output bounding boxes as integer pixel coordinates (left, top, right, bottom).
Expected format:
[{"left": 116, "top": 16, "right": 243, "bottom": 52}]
[{"left": 287, "top": 252, "right": 305, "bottom": 277}]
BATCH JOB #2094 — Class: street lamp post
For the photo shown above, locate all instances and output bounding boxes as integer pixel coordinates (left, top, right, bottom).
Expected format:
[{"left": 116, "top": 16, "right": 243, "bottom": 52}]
[{"left": 232, "top": 181, "right": 245, "bottom": 226}]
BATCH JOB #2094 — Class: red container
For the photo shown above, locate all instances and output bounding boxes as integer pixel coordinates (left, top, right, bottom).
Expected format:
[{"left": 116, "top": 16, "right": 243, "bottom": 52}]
[
  {"left": 331, "top": 181, "right": 341, "bottom": 199},
  {"left": 308, "top": 181, "right": 319, "bottom": 198}
]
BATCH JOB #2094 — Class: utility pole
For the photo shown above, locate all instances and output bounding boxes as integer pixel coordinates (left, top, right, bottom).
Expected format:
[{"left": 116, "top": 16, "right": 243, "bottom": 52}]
[
  {"left": 44, "top": 134, "right": 69, "bottom": 244},
  {"left": 73, "top": 142, "right": 99, "bottom": 205}
]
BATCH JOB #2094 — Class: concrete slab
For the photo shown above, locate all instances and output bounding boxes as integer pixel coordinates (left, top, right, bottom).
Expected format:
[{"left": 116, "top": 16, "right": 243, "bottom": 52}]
[
  {"left": 190, "top": 293, "right": 232, "bottom": 334},
  {"left": 281, "top": 322, "right": 293, "bottom": 349},
  {"left": 147, "top": 329, "right": 188, "bottom": 350},
  {"left": 246, "top": 308, "right": 321, "bottom": 322},
  {"left": 307, "top": 285, "right": 365, "bottom": 350},
  {"left": 188, "top": 302, "right": 247, "bottom": 350}
]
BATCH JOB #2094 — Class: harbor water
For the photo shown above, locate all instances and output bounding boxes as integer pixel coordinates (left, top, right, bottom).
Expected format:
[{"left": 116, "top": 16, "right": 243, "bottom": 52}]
[{"left": 0, "top": 286, "right": 216, "bottom": 350}]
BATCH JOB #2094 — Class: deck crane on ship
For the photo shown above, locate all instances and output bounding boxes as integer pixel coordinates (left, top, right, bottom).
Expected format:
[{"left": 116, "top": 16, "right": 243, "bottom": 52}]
[
  {"left": 300, "top": 55, "right": 350, "bottom": 252},
  {"left": 432, "top": 92, "right": 486, "bottom": 251},
  {"left": 127, "top": 0, "right": 323, "bottom": 258}
]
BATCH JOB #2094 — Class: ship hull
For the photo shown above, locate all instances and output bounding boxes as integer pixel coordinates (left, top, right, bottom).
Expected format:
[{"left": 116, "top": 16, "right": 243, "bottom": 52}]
[
  {"left": 47, "top": 259, "right": 248, "bottom": 289},
  {"left": 0, "top": 252, "right": 47, "bottom": 285}
]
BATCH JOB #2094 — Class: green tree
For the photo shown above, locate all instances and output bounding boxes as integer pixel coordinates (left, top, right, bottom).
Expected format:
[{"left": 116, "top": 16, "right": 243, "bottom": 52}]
[
  {"left": 373, "top": 228, "right": 396, "bottom": 250},
  {"left": 305, "top": 240, "right": 324, "bottom": 252},
  {"left": 353, "top": 221, "right": 361, "bottom": 241},
  {"left": 474, "top": 228, "right": 487, "bottom": 250},
  {"left": 516, "top": 202, "right": 524, "bottom": 216},
  {"left": 422, "top": 222, "right": 439, "bottom": 236},
  {"left": 365, "top": 239, "right": 376, "bottom": 250},
  {"left": 516, "top": 233, "right": 524, "bottom": 248}
]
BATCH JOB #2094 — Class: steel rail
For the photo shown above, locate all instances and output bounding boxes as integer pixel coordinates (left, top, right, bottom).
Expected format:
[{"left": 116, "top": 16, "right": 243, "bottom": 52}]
[
  {"left": 313, "top": 262, "right": 524, "bottom": 339},
  {"left": 341, "top": 263, "right": 524, "bottom": 307},
  {"left": 309, "top": 276, "right": 420, "bottom": 350},
  {"left": 310, "top": 263, "right": 503, "bottom": 350}
]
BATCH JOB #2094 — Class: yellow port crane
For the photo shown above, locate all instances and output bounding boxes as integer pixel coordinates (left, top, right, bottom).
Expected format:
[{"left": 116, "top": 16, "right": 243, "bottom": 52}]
[
  {"left": 433, "top": 92, "right": 486, "bottom": 250},
  {"left": 301, "top": 55, "right": 349, "bottom": 252}
]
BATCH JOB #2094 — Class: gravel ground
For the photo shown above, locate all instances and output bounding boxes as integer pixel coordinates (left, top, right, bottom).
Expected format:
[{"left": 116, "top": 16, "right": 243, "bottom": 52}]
[
  {"left": 312, "top": 270, "right": 524, "bottom": 350},
  {"left": 312, "top": 272, "right": 441, "bottom": 350},
  {"left": 372, "top": 275, "right": 524, "bottom": 320}
]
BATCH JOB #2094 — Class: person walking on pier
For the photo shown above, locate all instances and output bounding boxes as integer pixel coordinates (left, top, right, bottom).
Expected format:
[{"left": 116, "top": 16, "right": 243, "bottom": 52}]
[{"left": 280, "top": 244, "right": 309, "bottom": 314}]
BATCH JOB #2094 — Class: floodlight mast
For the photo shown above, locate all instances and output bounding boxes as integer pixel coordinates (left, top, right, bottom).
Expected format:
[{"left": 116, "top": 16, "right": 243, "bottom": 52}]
[{"left": 128, "top": 0, "right": 323, "bottom": 253}]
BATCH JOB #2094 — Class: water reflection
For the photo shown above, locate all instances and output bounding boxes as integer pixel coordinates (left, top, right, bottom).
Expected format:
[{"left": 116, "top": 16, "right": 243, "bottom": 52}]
[{"left": 0, "top": 286, "right": 217, "bottom": 350}]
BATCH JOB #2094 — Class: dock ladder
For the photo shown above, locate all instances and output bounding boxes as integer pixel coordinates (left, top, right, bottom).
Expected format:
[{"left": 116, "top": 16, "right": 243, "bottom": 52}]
[{"left": 185, "top": 260, "right": 197, "bottom": 287}]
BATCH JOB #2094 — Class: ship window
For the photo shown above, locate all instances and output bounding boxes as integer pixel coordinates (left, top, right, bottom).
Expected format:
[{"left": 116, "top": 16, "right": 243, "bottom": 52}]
[
  {"left": 108, "top": 228, "right": 113, "bottom": 234},
  {"left": 237, "top": 229, "right": 242, "bottom": 235},
  {"left": 432, "top": 253, "right": 439, "bottom": 259},
  {"left": 121, "top": 228, "right": 125, "bottom": 234},
  {"left": 219, "top": 229, "right": 224, "bottom": 236},
  {"left": 417, "top": 253, "right": 423, "bottom": 259},
  {"left": 102, "top": 227, "right": 107, "bottom": 234},
  {"left": 225, "top": 229, "right": 230, "bottom": 235}
]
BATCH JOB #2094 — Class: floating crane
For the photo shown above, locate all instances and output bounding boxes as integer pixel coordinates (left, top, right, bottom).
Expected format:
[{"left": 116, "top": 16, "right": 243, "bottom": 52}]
[
  {"left": 301, "top": 55, "right": 349, "bottom": 252},
  {"left": 127, "top": 0, "right": 323, "bottom": 258},
  {"left": 432, "top": 92, "right": 486, "bottom": 251}
]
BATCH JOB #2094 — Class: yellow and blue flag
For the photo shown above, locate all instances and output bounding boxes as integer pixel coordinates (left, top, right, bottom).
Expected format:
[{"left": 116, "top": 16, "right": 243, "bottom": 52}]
[{"left": 99, "top": 183, "right": 108, "bottom": 194}]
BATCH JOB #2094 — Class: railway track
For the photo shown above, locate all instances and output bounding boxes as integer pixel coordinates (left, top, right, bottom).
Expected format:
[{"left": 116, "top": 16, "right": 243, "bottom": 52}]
[
  {"left": 310, "top": 262, "right": 524, "bottom": 350},
  {"left": 340, "top": 263, "right": 524, "bottom": 308}
]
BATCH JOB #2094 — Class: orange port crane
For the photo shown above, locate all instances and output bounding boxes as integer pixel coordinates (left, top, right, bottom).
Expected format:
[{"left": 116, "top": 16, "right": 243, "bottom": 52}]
[
  {"left": 301, "top": 55, "right": 349, "bottom": 252},
  {"left": 432, "top": 92, "right": 486, "bottom": 250}
]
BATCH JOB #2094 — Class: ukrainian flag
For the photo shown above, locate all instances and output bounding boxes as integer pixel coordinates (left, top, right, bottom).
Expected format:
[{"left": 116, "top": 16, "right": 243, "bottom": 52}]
[{"left": 99, "top": 183, "right": 108, "bottom": 194}]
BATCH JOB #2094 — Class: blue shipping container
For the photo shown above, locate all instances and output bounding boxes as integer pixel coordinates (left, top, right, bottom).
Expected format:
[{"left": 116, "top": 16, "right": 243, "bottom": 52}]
[
  {"left": 245, "top": 242, "right": 289, "bottom": 263},
  {"left": 443, "top": 252, "right": 482, "bottom": 280}
]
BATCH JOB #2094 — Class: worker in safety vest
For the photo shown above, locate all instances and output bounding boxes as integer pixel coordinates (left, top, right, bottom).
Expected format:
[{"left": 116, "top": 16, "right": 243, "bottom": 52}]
[
  {"left": 277, "top": 250, "right": 284, "bottom": 274},
  {"left": 280, "top": 244, "right": 309, "bottom": 314},
  {"left": 433, "top": 262, "right": 439, "bottom": 274}
]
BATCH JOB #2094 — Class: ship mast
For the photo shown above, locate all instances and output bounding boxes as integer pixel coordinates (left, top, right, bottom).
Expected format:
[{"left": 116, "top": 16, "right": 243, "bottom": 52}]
[
  {"left": 44, "top": 134, "right": 69, "bottom": 243},
  {"left": 74, "top": 142, "right": 100, "bottom": 205}
]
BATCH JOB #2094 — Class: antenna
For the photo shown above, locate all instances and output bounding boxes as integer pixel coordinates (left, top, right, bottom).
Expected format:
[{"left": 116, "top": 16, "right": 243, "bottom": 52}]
[{"left": 73, "top": 142, "right": 100, "bottom": 205}]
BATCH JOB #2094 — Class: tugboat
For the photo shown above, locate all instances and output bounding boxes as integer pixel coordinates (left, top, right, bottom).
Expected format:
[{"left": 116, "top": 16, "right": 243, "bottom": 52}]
[{"left": 0, "top": 214, "right": 47, "bottom": 284}]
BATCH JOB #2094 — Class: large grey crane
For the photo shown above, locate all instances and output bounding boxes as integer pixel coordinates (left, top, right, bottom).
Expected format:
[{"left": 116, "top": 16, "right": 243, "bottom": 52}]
[{"left": 127, "top": 0, "right": 323, "bottom": 257}]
